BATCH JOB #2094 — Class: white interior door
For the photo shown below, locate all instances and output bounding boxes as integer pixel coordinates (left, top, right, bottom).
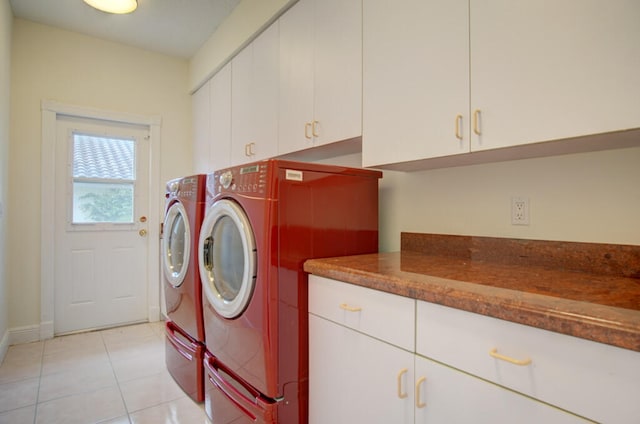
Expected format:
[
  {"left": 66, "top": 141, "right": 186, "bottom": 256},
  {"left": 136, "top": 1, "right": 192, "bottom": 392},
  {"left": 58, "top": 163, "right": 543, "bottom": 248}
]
[{"left": 54, "top": 115, "right": 150, "bottom": 334}]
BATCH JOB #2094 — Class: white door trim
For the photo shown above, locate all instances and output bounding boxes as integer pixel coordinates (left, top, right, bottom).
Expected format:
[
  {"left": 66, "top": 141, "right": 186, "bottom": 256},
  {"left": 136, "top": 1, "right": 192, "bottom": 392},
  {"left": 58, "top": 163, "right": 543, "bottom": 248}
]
[{"left": 40, "top": 100, "right": 162, "bottom": 340}]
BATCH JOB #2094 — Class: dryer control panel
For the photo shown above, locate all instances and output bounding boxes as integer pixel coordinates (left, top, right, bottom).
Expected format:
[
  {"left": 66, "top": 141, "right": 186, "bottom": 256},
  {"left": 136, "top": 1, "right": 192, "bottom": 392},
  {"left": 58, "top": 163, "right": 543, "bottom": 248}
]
[{"left": 215, "top": 163, "right": 268, "bottom": 196}]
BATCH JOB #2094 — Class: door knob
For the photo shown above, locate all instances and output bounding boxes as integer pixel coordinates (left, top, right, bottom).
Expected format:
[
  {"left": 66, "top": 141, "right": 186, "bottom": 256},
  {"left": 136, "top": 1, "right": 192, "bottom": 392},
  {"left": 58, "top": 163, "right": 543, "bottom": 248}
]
[{"left": 139, "top": 229, "right": 147, "bottom": 237}]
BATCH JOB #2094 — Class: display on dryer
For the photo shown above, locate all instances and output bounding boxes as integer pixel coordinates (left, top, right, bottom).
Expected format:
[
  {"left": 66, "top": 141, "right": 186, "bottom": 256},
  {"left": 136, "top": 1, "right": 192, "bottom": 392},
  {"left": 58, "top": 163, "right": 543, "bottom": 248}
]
[
  {"left": 162, "top": 201, "right": 190, "bottom": 288},
  {"left": 199, "top": 199, "right": 257, "bottom": 319}
]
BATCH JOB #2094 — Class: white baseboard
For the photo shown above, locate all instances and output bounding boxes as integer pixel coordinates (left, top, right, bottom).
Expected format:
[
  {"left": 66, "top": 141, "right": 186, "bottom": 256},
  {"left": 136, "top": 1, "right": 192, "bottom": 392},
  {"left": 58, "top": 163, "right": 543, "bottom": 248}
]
[
  {"left": 0, "top": 329, "right": 8, "bottom": 364},
  {"left": 9, "top": 324, "right": 41, "bottom": 345},
  {"left": 148, "top": 305, "right": 160, "bottom": 322},
  {"left": 40, "top": 320, "right": 54, "bottom": 340}
]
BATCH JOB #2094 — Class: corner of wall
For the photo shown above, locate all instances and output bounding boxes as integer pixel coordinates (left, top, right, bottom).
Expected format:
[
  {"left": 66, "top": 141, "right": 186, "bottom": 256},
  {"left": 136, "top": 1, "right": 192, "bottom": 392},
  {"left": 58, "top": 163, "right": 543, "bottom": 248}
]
[
  {"left": 0, "top": 0, "right": 14, "bottom": 361},
  {"left": 0, "top": 328, "right": 8, "bottom": 364}
]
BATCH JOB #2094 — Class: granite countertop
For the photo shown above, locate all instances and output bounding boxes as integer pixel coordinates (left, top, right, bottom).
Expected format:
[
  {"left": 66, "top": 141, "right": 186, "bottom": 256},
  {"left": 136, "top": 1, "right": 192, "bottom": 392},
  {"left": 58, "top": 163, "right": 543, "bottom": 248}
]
[{"left": 303, "top": 233, "right": 640, "bottom": 352}]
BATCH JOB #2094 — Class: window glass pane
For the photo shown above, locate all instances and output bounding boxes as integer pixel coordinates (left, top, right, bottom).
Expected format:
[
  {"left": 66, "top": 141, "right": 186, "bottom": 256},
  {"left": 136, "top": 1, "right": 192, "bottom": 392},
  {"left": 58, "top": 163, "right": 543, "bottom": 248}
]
[
  {"left": 73, "top": 182, "right": 134, "bottom": 223},
  {"left": 73, "top": 134, "right": 135, "bottom": 180}
]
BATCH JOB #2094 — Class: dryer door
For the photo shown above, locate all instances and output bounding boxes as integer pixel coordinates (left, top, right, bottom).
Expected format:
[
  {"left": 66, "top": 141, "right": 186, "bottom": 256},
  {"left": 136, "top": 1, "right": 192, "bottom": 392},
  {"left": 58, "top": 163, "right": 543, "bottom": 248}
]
[
  {"left": 198, "top": 199, "right": 257, "bottom": 319},
  {"left": 162, "top": 201, "right": 191, "bottom": 288}
]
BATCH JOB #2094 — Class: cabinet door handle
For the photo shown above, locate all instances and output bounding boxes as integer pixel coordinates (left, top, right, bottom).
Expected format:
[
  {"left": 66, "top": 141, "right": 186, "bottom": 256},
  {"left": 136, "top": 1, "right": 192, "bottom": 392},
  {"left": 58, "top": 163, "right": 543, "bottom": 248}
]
[
  {"left": 415, "top": 376, "right": 426, "bottom": 408},
  {"left": 455, "top": 114, "right": 463, "bottom": 140},
  {"left": 304, "top": 122, "right": 312, "bottom": 139},
  {"left": 489, "top": 348, "right": 532, "bottom": 366},
  {"left": 339, "top": 303, "right": 362, "bottom": 312},
  {"left": 245, "top": 143, "right": 256, "bottom": 157},
  {"left": 397, "top": 368, "right": 408, "bottom": 399},
  {"left": 473, "top": 109, "right": 482, "bottom": 135},
  {"left": 312, "top": 120, "right": 319, "bottom": 137}
]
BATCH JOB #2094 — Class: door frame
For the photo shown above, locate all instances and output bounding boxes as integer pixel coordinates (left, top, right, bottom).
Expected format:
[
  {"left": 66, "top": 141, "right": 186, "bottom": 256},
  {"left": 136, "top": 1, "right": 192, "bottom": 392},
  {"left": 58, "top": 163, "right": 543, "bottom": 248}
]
[{"left": 40, "top": 100, "right": 162, "bottom": 339}]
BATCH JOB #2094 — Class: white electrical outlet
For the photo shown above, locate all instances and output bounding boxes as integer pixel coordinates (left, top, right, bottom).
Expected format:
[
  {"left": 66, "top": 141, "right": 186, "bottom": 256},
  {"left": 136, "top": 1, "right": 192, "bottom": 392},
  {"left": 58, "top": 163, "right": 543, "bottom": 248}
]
[{"left": 511, "top": 196, "right": 530, "bottom": 225}]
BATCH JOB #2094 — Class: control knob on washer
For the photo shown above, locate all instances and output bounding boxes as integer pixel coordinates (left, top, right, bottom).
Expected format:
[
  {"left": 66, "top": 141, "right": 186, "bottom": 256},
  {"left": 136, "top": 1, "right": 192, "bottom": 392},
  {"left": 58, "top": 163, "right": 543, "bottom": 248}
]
[{"left": 219, "top": 171, "right": 233, "bottom": 189}]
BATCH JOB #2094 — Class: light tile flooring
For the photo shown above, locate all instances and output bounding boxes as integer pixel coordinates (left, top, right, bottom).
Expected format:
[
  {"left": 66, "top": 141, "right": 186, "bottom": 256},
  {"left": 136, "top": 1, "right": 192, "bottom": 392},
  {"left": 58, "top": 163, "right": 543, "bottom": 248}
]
[{"left": 0, "top": 321, "right": 211, "bottom": 424}]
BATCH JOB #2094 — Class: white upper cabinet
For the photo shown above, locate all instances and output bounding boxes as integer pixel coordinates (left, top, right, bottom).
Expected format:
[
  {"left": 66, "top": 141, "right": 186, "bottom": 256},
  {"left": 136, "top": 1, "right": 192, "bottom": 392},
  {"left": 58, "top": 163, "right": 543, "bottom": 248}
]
[
  {"left": 363, "top": 0, "right": 640, "bottom": 168},
  {"left": 231, "top": 23, "right": 279, "bottom": 166},
  {"left": 192, "top": 79, "right": 211, "bottom": 174},
  {"left": 279, "top": 0, "right": 362, "bottom": 155},
  {"left": 209, "top": 63, "right": 232, "bottom": 171},
  {"left": 470, "top": 0, "right": 640, "bottom": 151},
  {"left": 192, "top": 62, "right": 232, "bottom": 173},
  {"left": 363, "top": 0, "right": 470, "bottom": 167}
]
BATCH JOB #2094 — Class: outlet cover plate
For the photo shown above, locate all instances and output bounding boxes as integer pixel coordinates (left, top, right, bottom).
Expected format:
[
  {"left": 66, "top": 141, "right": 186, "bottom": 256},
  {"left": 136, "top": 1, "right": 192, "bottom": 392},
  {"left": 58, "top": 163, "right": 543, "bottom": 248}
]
[{"left": 511, "top": 196, "right": 530, "bottom": 225}]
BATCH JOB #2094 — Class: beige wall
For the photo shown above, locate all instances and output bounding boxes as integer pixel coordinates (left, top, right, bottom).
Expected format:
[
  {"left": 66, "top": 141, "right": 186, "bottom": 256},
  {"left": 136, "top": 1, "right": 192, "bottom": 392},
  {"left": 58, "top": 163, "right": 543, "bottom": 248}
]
[
  {"left": 0, "top": 0, "right": 12, "bottom": 355},
  {"left": 377, "top": 146, "right": 640, "bottom": 252},
  {"left": 315, "top": 146, "right": 640, "bottom": 252},
  {"left": 9, "top": 19, "right": 192, "bottom": 331}
]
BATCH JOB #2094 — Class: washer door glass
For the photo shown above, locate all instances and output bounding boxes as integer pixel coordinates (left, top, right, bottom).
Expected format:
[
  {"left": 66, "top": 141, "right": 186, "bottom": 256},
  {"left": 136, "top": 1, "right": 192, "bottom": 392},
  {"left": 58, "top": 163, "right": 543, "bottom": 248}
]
[
  {"left": 199, "top": 199, "right": 256, "bottom": 319},
  {"left": 162, "top": 202, "right": 190, "bottom": 288}
]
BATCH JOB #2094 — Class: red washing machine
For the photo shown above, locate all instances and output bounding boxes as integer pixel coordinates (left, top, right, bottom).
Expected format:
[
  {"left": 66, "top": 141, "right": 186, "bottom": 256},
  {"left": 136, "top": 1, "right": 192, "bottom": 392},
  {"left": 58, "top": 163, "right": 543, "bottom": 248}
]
[
  {"left": 162, "top": 175, "right": 206, "bottom": 402},
  {"left": 198, "top": 159, "right": 381, "bottom": 423}
]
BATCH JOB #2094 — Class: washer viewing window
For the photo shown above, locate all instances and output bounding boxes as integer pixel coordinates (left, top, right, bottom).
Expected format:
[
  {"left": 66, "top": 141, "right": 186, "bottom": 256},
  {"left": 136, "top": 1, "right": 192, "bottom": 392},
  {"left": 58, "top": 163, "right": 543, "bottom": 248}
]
[
  {"left": 199, "top": 199, "right": 256, "bottom": 319},
  {"left": 162, "top": 202, "right": 190, "bottom": 288}
]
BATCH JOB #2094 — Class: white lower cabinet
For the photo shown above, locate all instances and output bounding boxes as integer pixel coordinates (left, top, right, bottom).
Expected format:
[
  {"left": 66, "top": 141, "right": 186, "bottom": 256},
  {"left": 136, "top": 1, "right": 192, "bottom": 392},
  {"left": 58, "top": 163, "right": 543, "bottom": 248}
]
[
  {"left": 309, "top": 276, "right": 604, "bottom": 423},
  {"left": 309, "top": 314, "right": 415, "bottom": 424},
  {"left": 414, "top": 355, "right": 588, "bottom": 423},
  {"left": 417, "top": 300, "right": 640, "bottom": 424}
]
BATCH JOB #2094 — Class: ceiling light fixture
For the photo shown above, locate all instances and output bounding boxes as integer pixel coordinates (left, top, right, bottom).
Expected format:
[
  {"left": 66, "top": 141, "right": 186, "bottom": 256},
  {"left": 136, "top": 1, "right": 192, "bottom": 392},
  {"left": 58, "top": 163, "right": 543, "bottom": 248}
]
[{"left": 83, "top": 0, "right": 138, "bottom": 14}]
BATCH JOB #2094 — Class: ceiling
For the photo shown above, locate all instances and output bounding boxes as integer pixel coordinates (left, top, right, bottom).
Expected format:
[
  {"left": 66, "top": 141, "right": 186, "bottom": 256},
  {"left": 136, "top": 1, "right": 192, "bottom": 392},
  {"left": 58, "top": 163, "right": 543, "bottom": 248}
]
[{"left": 9, "top": 0, "right": 242, "bottom": 59}]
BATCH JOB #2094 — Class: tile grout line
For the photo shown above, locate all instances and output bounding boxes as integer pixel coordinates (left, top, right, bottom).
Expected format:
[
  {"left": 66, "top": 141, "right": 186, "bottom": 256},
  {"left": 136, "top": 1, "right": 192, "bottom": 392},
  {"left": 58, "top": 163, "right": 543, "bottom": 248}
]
[
  {"left": 32, "top": 339, "right": 46, "bottom": 424},
  {"left": 101, "top": 330, "right": 133, "bottom": 424}
]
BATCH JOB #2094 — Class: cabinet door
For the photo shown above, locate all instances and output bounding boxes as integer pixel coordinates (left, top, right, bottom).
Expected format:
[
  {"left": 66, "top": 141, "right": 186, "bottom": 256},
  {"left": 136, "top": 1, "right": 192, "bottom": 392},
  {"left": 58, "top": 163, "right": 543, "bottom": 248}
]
[
  {"left": 470, "top": 0, "right": 640, "bottom": 151},
  {"left": 210, "top": 63, "right": 232, "bottom": 171},
  {"left": 194, "top": 64, "right": 232, "bottom": 173},
  {"left": 362, "top": 0, "right": 470, "bottom": 167},
  {"left": 192, "top": 79, "right": 211, "bottom": 174},
  {"left": 309, "top": 314, "right": 414, "bottom": 424},
  {"left": 308, "top": 275, "right": 415, "bottom": 351},
  {"left": 278, "top": 0, "right": 314, "bottom": 155},
  {"left": 231, "top": 23, "right": 279, "bottom": 166},
  {"left": 417, "top": 300, "right": 640, "bottom": 423},
  {"left": 312, "top": 0, "right": 361, "bottom": 147},
  {"left": 414, "top": 356, "right": 590, "bottom": 423}
]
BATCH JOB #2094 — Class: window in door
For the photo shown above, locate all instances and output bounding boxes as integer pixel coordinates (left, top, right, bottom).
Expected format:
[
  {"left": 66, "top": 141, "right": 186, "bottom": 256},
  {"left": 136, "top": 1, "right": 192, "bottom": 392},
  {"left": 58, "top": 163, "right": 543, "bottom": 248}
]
[{"left": 71, "top": 132, "right": 136, "bottom": 226}]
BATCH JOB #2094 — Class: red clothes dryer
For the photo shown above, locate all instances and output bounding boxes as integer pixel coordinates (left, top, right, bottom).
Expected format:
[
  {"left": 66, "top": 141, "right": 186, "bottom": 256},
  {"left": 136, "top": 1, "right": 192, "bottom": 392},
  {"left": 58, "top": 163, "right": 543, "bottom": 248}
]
[
  {"left": 198, "top": 160, "right": 381, "bottom": 423},
  {"left": 162, "top": 174, "right": 206, "bottom": 402}
]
